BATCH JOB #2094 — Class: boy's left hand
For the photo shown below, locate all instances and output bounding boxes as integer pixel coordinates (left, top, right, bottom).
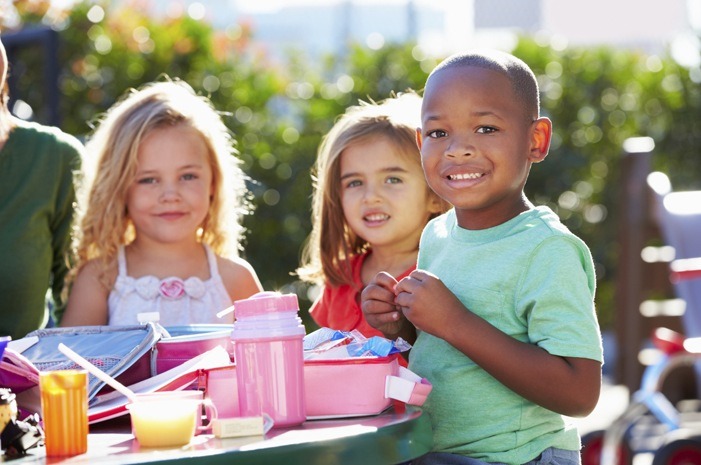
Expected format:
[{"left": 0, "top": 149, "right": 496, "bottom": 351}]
[{"left": 395, "top": 270, "right": 466, "bottom": 338}]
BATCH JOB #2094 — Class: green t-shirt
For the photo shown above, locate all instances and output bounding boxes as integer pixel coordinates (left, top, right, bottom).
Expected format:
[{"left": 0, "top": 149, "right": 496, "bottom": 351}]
[
  {"left": 410, "top": 207, "right": 603, "bottom": 465},
  {"left": 0, "top": 119, "right": 83, "bottom": 339}
]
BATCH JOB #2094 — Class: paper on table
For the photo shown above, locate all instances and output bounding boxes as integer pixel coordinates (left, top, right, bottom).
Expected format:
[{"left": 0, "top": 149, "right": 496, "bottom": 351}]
[
  {"left": 7, "top": 336, "right": 39, "bottom": 354},
  {"left": 88, "top": 345, "right": 231, "bottom": 423}
]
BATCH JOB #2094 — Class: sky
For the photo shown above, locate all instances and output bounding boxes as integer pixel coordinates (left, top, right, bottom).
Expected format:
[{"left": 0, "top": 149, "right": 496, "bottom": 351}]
[{"left": 227, "top": 0, "right": 699, "bottom": 67}]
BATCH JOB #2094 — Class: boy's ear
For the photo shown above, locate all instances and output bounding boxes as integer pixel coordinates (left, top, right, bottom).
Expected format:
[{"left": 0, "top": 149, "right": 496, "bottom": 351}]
[
  {"left": 415, "top": 128, "right": 423, "bottom": 150},
  {"left": 529, "top": 117, "right": 552, "bottom": 163},
  {"left": 428, "top": 193, "right": 444, "bottom": 214}
]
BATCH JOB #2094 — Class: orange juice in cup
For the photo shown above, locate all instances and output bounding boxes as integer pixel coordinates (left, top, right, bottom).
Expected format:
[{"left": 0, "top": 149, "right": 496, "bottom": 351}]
[{"left": 39, "top": 370, "right": 88, "bottom": 457}]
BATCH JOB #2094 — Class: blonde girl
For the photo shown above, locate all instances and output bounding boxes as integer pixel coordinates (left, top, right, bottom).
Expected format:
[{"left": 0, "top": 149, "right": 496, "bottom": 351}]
[
  {"left": 62, "top": 79, "right": 262, "bottom": 326},
  {"left": 298, "top": 92, "right": 449, "bottom": 337}
]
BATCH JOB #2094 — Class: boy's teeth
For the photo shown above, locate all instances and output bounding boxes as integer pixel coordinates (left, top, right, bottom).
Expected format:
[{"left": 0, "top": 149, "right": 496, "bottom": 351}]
[{"left": 449, "top": 173, "right": 483, "bottom": 180}]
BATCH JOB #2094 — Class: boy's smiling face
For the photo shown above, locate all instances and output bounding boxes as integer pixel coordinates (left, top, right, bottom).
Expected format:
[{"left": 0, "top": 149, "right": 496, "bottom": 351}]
[{"left": 418, "top": 64, "right": 551, "bottom": 230}]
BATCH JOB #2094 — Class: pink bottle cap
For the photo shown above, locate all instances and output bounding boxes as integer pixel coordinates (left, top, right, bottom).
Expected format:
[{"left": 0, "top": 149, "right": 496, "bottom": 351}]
[
  {"left": 231, "top": 292, "right": 305, "bottom": 340},
  {"left": 233, "top": 291, "right": 299, "bottom": 318}
]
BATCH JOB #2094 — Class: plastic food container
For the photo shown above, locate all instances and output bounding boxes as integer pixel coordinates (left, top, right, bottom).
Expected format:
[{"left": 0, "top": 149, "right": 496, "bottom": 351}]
[{"left": 304, "top": 356, "right": 400, "bottom": 418}]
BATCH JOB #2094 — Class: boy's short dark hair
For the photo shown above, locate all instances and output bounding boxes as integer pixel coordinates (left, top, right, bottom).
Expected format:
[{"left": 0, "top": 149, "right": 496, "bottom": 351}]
[{"left": 427, "top": 50, "right": 540, "bottom": 120}]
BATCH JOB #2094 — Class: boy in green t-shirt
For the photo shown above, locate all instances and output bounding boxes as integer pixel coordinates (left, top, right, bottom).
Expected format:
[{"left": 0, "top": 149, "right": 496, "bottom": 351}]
[{"left": 361, "top": 50, "right": 603, "bottom": 464}]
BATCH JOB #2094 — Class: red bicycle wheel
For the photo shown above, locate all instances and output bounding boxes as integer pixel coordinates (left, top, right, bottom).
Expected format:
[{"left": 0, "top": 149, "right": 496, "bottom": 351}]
[
  {"left": 580, "top": 429, "right": 632, "bottom": 465},
  {"left": 652, "top": 439, "right": 701, "bottom": 465}
]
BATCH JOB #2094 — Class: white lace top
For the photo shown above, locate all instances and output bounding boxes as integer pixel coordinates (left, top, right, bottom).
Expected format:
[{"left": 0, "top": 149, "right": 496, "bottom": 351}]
[{"left": 108, "top": 244, "right": 234, "bottom": 325}]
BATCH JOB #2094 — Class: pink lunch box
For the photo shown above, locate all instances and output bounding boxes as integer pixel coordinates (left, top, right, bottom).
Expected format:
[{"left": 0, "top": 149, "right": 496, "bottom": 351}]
[
  {"left": 155, "top": 325, "right": 234, "bottom": 374},
  {"left": 203, "top": 355, "right": 431, "bottom": 420},
  {"left": 303, "top": 356, "right": 400, "bottom": 418}
]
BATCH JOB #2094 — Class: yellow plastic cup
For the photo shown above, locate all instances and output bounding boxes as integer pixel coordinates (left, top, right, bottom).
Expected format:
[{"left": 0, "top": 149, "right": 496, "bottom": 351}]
[
  {"left": 39, "top": 370, "right": 88, "bottom": 457},
  {"left": 126, "top": 391, "right": 217, "bottom": 448}
]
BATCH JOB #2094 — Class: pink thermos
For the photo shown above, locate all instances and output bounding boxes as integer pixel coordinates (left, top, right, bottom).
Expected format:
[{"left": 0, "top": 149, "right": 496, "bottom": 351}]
[{"left": 231, "top": 291, "right": 306, "bottom": 427}]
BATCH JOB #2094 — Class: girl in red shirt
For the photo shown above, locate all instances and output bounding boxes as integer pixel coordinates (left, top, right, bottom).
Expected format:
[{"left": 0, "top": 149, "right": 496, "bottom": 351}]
[{"left": 297, "top": 92, "right": 449, "bottom": 344}]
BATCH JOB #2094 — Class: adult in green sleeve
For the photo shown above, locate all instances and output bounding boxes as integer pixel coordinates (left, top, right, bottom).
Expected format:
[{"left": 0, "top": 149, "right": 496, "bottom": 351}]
[{"left": 0, "top": 36, "right": 84, "bottom": 339}]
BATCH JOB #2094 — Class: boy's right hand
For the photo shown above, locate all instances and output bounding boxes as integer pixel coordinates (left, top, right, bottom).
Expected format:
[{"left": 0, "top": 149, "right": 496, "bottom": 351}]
[{"left": 361, "top": 272, "right": 415, "bottom": 342}]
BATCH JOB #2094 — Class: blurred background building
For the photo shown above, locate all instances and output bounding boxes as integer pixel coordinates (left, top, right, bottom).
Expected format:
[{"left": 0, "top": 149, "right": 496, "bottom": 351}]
[{"left": 135, "top": 0, "right": 697, "bottom": 65}]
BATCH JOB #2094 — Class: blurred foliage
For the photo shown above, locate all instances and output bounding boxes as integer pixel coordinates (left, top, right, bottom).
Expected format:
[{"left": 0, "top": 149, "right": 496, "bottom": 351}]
[{"left": 4, "top": 0, "right": 701, "bottom": 332}]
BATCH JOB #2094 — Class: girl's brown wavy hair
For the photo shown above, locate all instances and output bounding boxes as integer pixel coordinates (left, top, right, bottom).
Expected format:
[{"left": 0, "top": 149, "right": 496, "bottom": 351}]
[{"left": 297, "top": 91, "right": 450, "bottom": 288}]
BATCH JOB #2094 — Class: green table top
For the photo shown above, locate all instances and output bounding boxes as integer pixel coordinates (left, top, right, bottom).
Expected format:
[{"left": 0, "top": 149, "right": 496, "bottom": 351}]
[{"left": 5, "top": 406, "right": 432, "bottom": 465}]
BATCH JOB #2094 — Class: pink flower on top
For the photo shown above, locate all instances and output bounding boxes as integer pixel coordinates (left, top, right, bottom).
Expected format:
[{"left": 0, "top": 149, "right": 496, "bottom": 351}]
[{"left": 159, "top": 278, "right": 186, "bottom": 299}]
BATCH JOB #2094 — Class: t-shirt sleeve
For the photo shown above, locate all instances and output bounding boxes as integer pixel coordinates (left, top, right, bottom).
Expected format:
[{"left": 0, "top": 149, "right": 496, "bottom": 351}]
[
  {"left": 308, "top": 284, "right": 332, "bottom": 329},
  {"left": 517, "top": 236, "right": 603, "bottom": 363}
]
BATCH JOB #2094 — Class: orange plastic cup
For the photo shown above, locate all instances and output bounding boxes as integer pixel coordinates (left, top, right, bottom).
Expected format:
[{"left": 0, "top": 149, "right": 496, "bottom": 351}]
[{"left": 39, "top": 370, "right": 88, "bottom": 457}]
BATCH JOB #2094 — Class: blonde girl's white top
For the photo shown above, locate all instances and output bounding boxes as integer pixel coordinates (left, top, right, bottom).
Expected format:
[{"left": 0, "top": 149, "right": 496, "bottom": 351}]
[{"left": 108, "top": 244, "right": 234, "bottom": 326}]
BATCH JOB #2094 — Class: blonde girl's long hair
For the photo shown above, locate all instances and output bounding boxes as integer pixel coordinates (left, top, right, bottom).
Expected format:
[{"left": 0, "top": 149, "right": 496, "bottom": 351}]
[
  {"left": 297, "top": 91, "right": 449, "bottom": 288},
  {"left": 70, "top": 79, "right": 252, "bottom": 288}
]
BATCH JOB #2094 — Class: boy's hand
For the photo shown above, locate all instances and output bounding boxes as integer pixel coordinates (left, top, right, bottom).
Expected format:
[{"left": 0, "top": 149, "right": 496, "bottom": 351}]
[
  {"left": 395, "top": 269, "right": 465, "bottom": 338},
  {"left": 361, "top": 271, "right": 413, "bottom": 340}
]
